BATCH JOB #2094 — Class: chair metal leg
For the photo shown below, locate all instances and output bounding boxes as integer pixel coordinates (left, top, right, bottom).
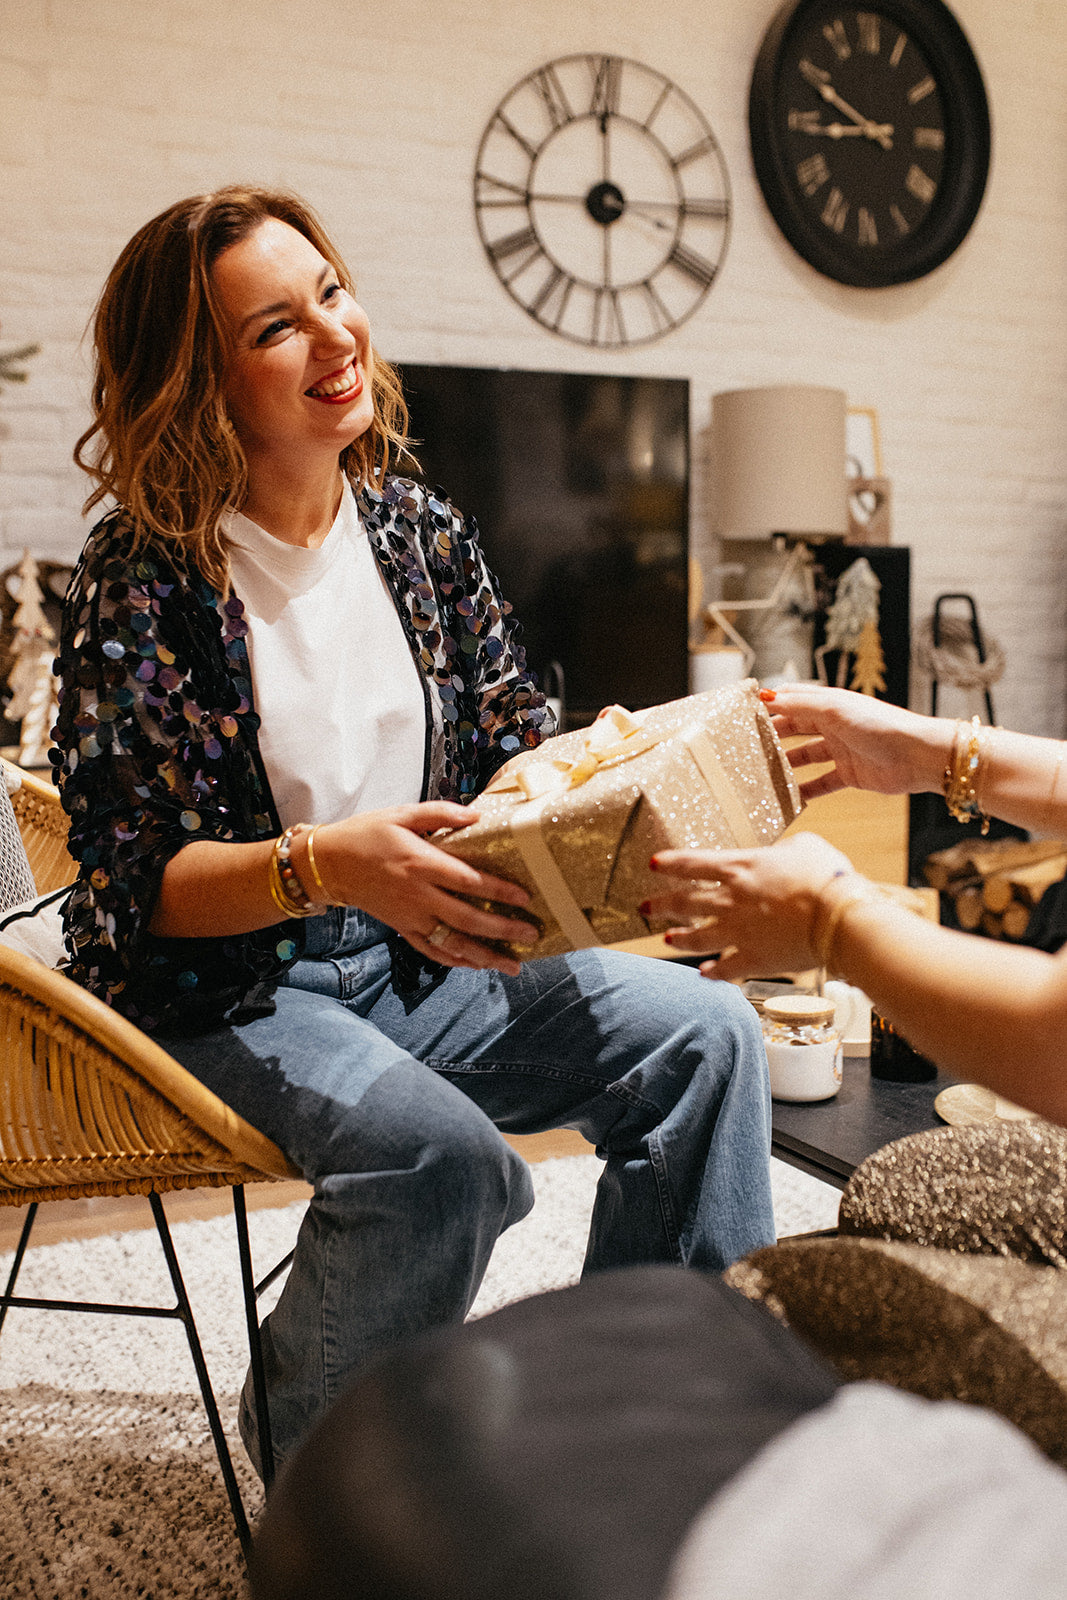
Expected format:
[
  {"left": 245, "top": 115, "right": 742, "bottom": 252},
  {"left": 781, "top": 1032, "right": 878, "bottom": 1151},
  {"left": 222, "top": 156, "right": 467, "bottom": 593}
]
[
  {"left": 0, "top": 1200, "right": 37, "bottom": 1339},
  {"left": 0, "top": 1189, "right": 297, "bottom": 1563},
  {"left": 148, "top": 1192, "right": 253, "bottom": 1560},
  {"left": 232, "top": 1185, "right": 277, "bottom": 1488}
]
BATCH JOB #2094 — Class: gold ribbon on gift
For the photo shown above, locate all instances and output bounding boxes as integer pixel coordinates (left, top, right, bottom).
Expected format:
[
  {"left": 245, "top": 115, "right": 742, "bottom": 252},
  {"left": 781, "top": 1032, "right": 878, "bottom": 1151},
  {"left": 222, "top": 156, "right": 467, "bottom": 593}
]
[
  {"left": 487, "top": 706, "right": 759, "bottom": 951},
  {"left": 483, "top": 705, "right": 657, "bottom": 801}
]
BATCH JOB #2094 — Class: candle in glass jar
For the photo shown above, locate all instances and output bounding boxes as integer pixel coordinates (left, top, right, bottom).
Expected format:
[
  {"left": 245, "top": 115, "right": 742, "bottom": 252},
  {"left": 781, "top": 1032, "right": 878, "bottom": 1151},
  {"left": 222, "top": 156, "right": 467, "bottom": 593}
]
[{"left": 761, "top": 994, "right": 843, "bottom": 1102}]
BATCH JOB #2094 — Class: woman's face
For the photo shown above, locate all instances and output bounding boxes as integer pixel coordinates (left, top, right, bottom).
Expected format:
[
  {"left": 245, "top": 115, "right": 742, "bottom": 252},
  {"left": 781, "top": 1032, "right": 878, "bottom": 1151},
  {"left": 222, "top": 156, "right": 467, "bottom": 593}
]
[{"left": 212, "top": 216, "right": 375, "bottom": 473}]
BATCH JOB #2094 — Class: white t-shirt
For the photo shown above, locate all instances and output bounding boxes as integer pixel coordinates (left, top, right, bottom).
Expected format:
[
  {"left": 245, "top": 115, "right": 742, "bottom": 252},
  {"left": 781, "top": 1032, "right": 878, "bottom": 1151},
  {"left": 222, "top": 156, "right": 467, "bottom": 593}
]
[
  {"left": 221, "top": 485, "right": 426, "bottom": 828},
  {"left": 665, "top": 1383, "right": 1067, "bottom": 1600}
]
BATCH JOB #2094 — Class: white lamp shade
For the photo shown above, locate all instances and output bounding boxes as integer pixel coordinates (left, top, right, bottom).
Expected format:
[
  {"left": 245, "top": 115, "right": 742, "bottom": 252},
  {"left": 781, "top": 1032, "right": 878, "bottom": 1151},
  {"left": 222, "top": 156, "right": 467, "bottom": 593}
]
[{"left": 713, "top": 385, "right": 849, "bottom": 540}]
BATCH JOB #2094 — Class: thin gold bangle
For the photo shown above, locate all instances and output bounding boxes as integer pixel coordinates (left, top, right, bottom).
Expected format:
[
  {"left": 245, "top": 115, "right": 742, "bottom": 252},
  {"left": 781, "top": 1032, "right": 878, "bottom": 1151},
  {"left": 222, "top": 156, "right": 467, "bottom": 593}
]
[
  {"left": 303, "top": 824, "right": 337, "bottom": 905},
  {"left": 809, "top": 870, "right": 855, "bottom": 958},
  {"left": 1048, "top": 747, "right": 1067, "bottom": 819},
  {"left": 813, "top": 884, "right": 878, "bottom": 972}
]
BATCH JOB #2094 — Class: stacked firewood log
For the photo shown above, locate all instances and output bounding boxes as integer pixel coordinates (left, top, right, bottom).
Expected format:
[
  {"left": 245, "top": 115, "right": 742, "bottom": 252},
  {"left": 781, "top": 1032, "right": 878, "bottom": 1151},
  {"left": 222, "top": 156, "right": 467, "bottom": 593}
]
[{"left": 923, "top": 836, "right": 1067, "bottom": 941}]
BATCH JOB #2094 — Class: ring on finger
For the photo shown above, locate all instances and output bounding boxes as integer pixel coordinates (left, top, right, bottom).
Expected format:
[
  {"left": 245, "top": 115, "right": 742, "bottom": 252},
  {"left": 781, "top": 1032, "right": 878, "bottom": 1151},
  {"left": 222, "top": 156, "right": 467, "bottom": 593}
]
[{"left": 427, "top": 920, "right": 453, "bottom": 949}]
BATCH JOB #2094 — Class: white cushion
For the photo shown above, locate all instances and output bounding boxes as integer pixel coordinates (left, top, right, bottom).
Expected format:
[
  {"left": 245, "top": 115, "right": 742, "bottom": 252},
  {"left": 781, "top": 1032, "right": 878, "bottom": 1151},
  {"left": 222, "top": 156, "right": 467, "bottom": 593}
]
[{"left": 0, "top": 888, "right": 68, "bottom": 968}]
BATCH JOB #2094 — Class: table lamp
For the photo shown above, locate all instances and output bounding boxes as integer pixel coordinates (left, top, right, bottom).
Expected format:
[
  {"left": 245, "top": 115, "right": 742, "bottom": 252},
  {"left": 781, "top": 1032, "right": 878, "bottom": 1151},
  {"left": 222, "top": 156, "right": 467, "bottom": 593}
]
[
  {"left": 700, "top": 384, "right": 848, "bottom": 681},
  {"left": 712, "top": 384, "right": 849, "bottom": 543}
]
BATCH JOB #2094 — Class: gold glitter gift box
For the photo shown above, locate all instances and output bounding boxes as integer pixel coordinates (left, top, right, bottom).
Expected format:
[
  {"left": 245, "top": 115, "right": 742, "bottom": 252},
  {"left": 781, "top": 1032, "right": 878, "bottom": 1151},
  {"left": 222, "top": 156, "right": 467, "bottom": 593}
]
[{"left": 437, "top": 679, "right": 803, "bottom": 960}]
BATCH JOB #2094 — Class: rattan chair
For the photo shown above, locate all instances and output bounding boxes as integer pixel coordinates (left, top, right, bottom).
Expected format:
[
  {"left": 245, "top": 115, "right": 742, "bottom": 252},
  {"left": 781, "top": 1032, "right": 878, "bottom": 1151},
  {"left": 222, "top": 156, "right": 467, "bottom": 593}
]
[{"left": 0, "top": 761, "right": 301, "bottom": 1557}]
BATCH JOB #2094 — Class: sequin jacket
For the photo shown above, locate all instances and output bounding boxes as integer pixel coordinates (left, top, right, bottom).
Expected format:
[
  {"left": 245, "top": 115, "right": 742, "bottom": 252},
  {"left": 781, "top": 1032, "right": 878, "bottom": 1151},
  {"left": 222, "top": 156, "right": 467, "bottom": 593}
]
[{"left": 51, "top": 475, "right": 552, "bottom": 1035}]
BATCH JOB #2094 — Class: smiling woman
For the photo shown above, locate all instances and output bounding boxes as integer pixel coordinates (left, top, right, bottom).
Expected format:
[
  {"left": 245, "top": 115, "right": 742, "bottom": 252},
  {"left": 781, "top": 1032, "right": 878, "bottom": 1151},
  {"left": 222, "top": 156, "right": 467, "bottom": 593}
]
[
  {"left": 212, "top": 219, "right": 375, "bottom": 535},
  {"left": 74, "top": 189, "right": 409, "bottom": 592},
  {"left": 50, "top": 185, "right": 779, "bottom": 1483}
]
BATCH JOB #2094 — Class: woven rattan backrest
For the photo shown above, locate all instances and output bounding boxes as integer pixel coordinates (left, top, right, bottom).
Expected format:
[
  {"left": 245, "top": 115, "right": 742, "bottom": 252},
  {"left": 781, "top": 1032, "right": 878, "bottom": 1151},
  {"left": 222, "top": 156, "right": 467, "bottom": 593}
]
[
  {"left": 3, "top": 762, "right": 75, "bottom": 894},
  {"left": 0, "top": 926, "right": 299, "bottom": 1206}
]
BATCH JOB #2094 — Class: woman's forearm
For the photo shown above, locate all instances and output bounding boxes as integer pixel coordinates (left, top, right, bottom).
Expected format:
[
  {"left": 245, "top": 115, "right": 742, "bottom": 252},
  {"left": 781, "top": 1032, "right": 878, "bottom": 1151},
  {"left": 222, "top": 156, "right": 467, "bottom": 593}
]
[
  {"left": 146, "top": 806, "right": 538, "bottom": 977},
  {"left": 968, "top": 726, "right": 1067, "bottom": 835},
  {"left": 765, "top": 688, "right": 1067, "bottom": 833},
  {"left": 649, "top": 829, "right": 1067, "bottom": 1130},
  {"left": 149, "top": 838, "right": 289, "bottom": 937},
  {"left": 825, "top": 887, "right": 1067, "bottom": 1126}
]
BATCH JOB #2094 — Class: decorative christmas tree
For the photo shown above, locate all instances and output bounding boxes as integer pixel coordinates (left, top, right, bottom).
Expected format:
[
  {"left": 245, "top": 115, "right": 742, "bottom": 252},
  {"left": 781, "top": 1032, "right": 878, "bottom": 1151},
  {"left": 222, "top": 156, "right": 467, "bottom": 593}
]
[
  {"left": 816, "top": 556, "right": 883, "bottom": 692},
  {"left": 6, "top": 550, "right": 57, "bottom": 767}
]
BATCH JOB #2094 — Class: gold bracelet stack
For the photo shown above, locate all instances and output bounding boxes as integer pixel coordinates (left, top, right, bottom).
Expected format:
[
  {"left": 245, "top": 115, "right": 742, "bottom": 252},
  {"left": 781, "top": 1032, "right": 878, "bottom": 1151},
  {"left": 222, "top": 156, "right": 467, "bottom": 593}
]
[
  {"left": 268, "top": 826, "right": 317, "bottom": 919},
  {"left": 942, "top": 714, "right": 989, "bottom": 835}
]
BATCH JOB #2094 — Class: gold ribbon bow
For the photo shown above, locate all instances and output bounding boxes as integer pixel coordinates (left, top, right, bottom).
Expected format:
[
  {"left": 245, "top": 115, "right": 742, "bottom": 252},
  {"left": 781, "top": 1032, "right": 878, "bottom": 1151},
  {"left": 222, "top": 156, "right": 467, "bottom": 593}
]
[{"left": 485, "top": 705, "right": 656, "bottom": 803}]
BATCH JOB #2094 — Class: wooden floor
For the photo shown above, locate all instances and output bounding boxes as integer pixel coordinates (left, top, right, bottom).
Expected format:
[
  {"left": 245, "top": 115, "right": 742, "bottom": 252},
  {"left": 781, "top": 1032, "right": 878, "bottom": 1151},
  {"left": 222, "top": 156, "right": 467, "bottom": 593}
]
[{"left": 0, "top": 1128, "right": 591, "bottom": 1251}]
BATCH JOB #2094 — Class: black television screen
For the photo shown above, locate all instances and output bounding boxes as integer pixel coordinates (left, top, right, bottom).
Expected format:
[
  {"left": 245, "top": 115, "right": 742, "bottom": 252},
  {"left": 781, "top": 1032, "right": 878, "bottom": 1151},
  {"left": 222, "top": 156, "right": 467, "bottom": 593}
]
[{"left": 396, "top": 363, "right": 690, "bottom": 729}]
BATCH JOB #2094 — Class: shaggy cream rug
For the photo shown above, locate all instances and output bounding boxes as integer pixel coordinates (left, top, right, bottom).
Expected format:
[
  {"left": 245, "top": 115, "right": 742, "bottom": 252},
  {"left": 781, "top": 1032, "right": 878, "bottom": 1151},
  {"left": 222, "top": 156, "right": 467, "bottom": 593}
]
[{"left": 0, "top": 1155, "right": 838, "bottom": 1599}]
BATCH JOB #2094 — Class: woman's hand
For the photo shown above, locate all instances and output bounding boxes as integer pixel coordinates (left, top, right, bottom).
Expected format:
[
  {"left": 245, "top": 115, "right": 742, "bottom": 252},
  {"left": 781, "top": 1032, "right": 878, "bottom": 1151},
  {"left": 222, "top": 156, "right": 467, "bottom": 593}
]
[
  {"left": 645, "top": 832, "right": 856, "bottom": 981},
  {"left": 306, "top": 802, "right": 537, "bottom": 977},
  {"left": 765, "top": 684, "right": 951, "bottom": 802}
]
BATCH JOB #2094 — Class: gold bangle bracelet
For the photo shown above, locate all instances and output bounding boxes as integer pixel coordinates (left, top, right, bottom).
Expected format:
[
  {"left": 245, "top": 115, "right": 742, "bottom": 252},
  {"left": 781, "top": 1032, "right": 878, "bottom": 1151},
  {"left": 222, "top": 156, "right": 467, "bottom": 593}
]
[
  {"left": 809, "top": 870, "right": 856, "bottom": 955},
  {"left": 1048, "top": 747, "right": 1067, "bottom": 819},
  {"left": 813, "top": 885, "right": 878, "bottom": 972},
  {"left": 303, "top": 824, "right": 337, "bottom": 905}
]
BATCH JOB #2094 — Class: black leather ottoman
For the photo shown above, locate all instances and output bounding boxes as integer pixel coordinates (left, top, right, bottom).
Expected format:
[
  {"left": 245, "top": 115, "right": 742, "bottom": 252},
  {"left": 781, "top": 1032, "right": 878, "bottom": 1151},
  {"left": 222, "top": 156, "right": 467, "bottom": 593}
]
[{"left": 250, "top": 1265, "right": 840, "bottom": 1600}]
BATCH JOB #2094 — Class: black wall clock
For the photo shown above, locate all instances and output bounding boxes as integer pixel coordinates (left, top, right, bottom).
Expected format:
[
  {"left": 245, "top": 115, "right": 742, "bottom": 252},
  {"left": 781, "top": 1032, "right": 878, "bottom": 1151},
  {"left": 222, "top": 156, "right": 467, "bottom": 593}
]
[
  {"left": 749, "top": 0, "right": 991, "bottom": 287},
  {"left": 474, "top": 54, "right": 731, "bottom": 347}
]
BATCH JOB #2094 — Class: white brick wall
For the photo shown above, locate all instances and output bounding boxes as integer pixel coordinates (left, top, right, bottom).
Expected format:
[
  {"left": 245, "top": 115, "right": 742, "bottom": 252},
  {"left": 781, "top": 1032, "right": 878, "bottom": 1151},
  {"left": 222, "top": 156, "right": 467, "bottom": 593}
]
[{"left": 1, "top": 0, "right": 1064, "bottom": 733}]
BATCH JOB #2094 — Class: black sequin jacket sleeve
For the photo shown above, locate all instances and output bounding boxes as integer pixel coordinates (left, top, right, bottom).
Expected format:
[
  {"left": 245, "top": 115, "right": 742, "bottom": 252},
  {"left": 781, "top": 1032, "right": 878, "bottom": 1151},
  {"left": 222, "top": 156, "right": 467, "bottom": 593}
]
[{"left": 51, "top": 475, "right": 552, "bottom": 1035}]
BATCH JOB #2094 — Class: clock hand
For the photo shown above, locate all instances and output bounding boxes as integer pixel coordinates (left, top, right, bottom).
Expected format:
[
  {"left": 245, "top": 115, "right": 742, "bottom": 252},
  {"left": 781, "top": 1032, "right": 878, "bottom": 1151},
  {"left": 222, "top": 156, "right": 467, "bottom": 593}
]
[
  {"left": 796, "top": 119, "right": 894, "bottom": 141},
  {"left": 813, "top": 79, "right": 894, "bottom": 149}
]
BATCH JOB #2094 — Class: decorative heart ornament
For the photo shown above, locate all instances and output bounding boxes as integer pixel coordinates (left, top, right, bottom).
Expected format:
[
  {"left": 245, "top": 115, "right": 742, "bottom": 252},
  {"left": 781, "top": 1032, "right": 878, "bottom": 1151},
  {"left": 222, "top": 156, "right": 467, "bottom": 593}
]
[{"left": 846, "top": 475, "right": 892, "bottom": 545}]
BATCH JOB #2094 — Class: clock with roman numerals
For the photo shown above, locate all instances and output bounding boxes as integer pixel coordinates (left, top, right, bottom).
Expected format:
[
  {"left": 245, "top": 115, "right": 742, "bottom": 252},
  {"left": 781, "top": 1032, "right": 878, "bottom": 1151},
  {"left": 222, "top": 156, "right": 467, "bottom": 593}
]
[
  {"left": 474, "top": 54, "right": 730, "bottom": 347},
  {"left": 749, "top": 0, "right": 990, "bottom": 288}
]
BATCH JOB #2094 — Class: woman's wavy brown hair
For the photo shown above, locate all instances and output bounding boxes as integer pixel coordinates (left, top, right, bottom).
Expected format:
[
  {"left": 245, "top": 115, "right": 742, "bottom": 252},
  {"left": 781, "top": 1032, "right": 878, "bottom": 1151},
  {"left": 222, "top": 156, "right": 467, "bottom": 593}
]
[{"left": 74, "top": 185, "right": 412, "bottom": 592}]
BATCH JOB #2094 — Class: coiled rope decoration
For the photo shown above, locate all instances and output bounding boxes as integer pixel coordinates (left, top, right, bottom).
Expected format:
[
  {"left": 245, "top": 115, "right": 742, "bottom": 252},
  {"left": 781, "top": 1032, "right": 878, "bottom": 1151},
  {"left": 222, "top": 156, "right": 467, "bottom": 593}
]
[{"left": 913, "top": 612, "right": 1006, "bottom": 691}]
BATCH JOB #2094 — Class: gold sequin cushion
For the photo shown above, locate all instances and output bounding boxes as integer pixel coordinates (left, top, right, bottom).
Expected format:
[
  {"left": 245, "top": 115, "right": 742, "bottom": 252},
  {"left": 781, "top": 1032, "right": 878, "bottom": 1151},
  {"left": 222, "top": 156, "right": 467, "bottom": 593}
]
[
  {"left": 724, "top": 1237, "right": 1067, "bottom": 1468},
  {"left": 839, "top": 1121, "right": 1067, "bottom": 1267}
]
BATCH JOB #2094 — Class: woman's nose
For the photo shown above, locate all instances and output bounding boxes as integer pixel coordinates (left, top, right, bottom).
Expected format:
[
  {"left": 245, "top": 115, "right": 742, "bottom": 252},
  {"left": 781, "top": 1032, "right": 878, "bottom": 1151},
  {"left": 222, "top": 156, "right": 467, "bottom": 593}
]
[{"left": 310, "top": 310, "right": 354, "bottom": 358}]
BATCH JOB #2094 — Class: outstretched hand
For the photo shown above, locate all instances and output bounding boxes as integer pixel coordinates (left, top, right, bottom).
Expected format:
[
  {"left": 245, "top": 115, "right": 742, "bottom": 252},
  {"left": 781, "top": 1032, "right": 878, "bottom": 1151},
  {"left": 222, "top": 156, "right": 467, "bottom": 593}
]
[
  {"left": 645, "top": 831, "right": 855, "bottom": 981},
  {"left": 312, "top": 802, "right": 537, "bottom": 976},
  {"left": 764, "top": 684, "right": 950, "bottom": 803}
]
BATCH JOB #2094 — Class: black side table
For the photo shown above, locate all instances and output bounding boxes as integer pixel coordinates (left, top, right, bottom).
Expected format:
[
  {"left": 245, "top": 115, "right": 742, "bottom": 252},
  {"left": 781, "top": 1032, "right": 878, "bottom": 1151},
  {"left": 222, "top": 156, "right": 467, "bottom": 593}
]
[{"left": 771, "top": 1054, "right": 956, "bottom": 1190}]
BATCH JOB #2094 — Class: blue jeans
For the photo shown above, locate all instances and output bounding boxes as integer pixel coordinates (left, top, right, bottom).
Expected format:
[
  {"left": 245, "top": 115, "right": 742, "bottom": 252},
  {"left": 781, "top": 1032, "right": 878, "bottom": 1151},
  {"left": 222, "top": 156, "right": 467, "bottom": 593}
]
[{"left": 162, "top": 909, "right": 774, "bottom": 1471}]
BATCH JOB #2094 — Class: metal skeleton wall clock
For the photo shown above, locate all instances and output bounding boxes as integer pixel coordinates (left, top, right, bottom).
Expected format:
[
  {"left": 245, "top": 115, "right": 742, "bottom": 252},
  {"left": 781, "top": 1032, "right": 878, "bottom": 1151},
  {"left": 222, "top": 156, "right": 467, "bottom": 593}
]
[{"left": 474, "top": 54, "right": 731, "bottom": 347}]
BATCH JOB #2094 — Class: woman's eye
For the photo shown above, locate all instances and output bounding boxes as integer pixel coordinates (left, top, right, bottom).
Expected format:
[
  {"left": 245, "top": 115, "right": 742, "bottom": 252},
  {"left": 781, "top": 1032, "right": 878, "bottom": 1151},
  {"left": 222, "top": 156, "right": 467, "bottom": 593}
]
[
  {"left": 323, "top": 282, "right": 342, "bottom": 303},
  {"left": 255, "top": 320, "right": 289, "bottom": 346}
]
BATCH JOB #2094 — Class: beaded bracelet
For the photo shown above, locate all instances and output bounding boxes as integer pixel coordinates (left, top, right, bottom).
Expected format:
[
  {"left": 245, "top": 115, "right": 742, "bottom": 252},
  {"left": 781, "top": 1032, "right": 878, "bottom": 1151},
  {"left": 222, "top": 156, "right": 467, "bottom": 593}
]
[
  {"left": 267, "top": 848, "right": 303, "bottom": 919},
  {"left": 942, "top": 715, "right": 989, "bottom": 835},
  {"left": 268, "top": 827, "right": 317, "bottom": 919}
]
